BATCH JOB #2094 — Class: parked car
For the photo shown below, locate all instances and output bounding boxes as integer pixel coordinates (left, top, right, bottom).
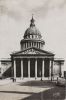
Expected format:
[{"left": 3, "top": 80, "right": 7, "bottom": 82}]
[{"left": 56, "top": 77, "right": 66, "bottom": 86}]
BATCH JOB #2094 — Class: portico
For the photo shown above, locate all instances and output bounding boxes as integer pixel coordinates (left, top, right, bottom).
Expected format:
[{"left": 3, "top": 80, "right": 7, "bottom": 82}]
[{"left": 12, "top": 52, "right": 54, "bottom": 81}]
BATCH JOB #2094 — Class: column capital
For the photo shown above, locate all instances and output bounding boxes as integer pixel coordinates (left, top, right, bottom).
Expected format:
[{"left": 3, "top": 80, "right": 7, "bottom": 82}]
[
  {"left": 42, "top": 58, "right": 45, "bottom": 61},
  {"left": 28, "top": 58, "right": 30, "bottom": 60},
  {"left": 13, "top": 58, "right": 16, "bottom": 60},
  {"left": 50, "top": 58, "right": 54, "bottom": 61},
  {"left": 35, "top": 58, "right": 37, "bottom": 60},
  {"left": 28, "top": 58, "right": 30, "bottom": 61},
  {"left": 21, "top": 58, "right": 23, "bottom": 60}
]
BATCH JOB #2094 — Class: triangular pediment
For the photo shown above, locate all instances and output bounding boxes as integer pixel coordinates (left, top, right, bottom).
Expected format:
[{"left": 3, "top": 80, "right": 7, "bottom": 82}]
[
  {"left": 17, "top": 48, "right": 45, "bottom": 55},
  {"left": 11, "top": 47, "right": 54, "bottom": 56}
]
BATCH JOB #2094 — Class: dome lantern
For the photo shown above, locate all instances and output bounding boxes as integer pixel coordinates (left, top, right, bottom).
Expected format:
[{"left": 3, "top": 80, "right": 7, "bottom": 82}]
[{"left": 30, "top": 14, "right": 35, "bottom": 27}]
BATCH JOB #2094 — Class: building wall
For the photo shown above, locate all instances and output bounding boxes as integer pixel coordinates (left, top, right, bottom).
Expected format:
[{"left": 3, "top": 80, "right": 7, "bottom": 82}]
[
  {"left": 53, "top": 62, "right": 61, "bottom": 77},
  {"left": 0, "top": 60, "right": 12, "bottom": 78}
]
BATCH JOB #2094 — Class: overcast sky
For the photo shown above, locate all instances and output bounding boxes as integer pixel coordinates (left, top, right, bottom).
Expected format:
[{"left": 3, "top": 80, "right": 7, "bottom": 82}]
[{"left": 0, "top": 0, "right": 66, "bottom": 70}]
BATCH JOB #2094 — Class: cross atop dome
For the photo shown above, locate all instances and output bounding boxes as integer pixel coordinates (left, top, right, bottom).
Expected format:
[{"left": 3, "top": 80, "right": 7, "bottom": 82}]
[{"left": 30, "top": 14, "right": 35, "bottom": 27}]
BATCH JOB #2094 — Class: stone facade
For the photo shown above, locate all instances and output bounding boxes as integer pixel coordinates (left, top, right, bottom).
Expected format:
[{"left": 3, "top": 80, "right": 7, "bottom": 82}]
[{"left": 11, "top": 16, "right": 55, "bottom": 81}]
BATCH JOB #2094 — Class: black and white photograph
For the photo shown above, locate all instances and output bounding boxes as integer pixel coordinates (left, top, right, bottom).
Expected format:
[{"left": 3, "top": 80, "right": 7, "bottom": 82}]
[{"left": 0, "top": 0, "right": 66, "bottom": 100}]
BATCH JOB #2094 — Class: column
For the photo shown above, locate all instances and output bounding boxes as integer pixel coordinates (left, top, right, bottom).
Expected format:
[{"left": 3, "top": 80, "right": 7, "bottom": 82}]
[
  {"left": 31, "top": 42, "right": 32, "bottom": 47},
  {"left": 14, "top": 59, "right": 16, "bottom": 81},
  {"left": 27, "top": 42, "right": 28, "bottom": 48},
  {"left": 37, "top": 43, "right": 39, "bottom": 48},
  {"left": 35, "top": 58, "right": 37, "bottom": 79},
  {"left": 28, "top": 59, "right": 30, "bottom": 78},
  {"left": 0, "top": 61, "right": 2, "bottom": 75},
  {"left": 23, "top": 43, "right": 25, "bottom": 50},
  {"left": 51, "top": 60, "right": 53, "bottom": 81},
  {"left": 39, "top": 43, "right": 41, "bottom": 49},
  {"left": 28, "top": 42, "right": 29, "bottom": 48},
  {"left": 22, "top": 44, "right": 23, "bottom": 50},
  {"left": 39, "top": 43, "right": 40, "bottom": 48},
  {"left": 33, "top": 42, "right": 34, "bottom": 47},
  {"left": 36, "top": 42, "right": 37, "bottom": 47},
  {"left": 21, "top": 59, "right": 23, "bottom": 79},
  {"left": 59, "top": 63, "right": 62, "bottom": 77},
  {"left": 26, "top": 42, "right": 27, "bottom": 48},
  {"left": 37, "top": 42, "right": 38, "bottom": 48},
  {"left": 32, "top": 42, "right": 33, "bottom": 47},
  {"left": 49, "top": 60, "right": 51, "bottom": 78},
  {"left": 42, "top": 59, "right": 44, "bottom": 80}
]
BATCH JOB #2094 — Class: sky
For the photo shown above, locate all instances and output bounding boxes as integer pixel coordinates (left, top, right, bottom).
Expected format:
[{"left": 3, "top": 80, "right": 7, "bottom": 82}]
[{"left": 0, "top": 0, "right": 66, "bottom": 71}]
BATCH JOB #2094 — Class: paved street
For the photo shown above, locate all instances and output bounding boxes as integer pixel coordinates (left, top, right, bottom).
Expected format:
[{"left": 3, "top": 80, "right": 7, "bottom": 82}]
[{"left": 0, "top": 79, "right": 65, "bottom": 100}]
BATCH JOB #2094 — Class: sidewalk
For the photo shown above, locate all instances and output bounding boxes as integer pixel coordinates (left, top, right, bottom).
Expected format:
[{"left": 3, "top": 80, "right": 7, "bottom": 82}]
[
  {"left": 0, "top": 77, "right": 57, "bottom": 85},
  {"left": 0, "top": 78, "right": 12, "bottom": 85}
]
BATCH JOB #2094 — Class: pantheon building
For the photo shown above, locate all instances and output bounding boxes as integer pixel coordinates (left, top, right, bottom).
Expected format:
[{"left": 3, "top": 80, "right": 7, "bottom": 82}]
[{"left": 11, "top": 16, "right": 64, "bottom": 81}]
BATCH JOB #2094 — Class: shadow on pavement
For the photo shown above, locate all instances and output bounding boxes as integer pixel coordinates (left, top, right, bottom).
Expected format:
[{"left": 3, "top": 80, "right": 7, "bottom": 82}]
[
  {"left": 20, "top": 86, "right": 65, "bottom": 100},
  {"left": 19, "top": 80, "right": 56, "bottom": 88},
  {"left": 19, "top": 80, "right": 65, "bottom": 100}
]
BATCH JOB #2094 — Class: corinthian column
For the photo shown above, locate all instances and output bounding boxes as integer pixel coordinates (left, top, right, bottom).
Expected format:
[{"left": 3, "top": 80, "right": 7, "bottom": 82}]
[
  {"left": 50, "top": 60, "right": 53, "bottom": 81},
  {"left": 49, "top": 60, "right": 51, "bottom": 78},
  {"left": 42, "top": 59, "right": 44, "bottom": 80},
  {"left": 35, "top": 58, "right": 37, "bottom": 79},
  {"left": 28, "top": 59, "right": 30, "bottom": 78},
  {"left": 21, "top": 59, "right": 23, "bottom": 79},
  {"left": 14, "top": 59, "right": 16, "bottom": 81}
]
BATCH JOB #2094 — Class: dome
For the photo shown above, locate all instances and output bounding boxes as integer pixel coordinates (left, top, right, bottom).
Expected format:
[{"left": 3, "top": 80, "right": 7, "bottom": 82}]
[
  {"left": 20, "top": 16, "right": 45, "bottom": 51},
  {"left": 24, "top": 26, "right": 41, "bottom": 36},
  {"left": 24, "top": 16, "right": 42, "bottom": 39}
]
